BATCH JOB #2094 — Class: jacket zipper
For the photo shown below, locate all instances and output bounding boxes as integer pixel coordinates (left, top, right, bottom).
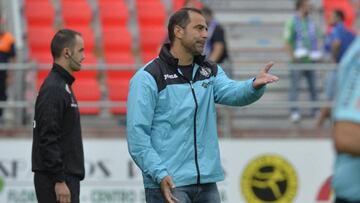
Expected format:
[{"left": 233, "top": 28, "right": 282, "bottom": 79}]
[
  {"left": 190, "top": 80, "right": 201, "bottom": 184},
  {"left": 177, "top": 67, "right": 201, "bottom": 184}
]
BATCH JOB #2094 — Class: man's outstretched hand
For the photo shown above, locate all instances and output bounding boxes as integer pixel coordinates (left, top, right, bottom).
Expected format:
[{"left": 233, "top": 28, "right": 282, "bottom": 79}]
[{"left": 252, "top": 61, "right": 279, "bottom": 89}]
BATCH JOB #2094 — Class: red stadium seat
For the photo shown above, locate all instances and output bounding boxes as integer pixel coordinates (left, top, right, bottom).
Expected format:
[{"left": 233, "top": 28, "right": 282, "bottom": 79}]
[
  {"left": 28, "top": 27, "right": 55, "bottom": 54},
  {"left": 102, "top": 27, "right": 132, "bottom": 54},
  {"left": 24, "top": 1, "right": 55, "bottom": 26},
  {"left": 104, "top": 52, "right": 135, "bottom": 64},
  {"left": 36, "top": 68, "right": 51, "bottom": 91},
  {"left": 172, "top": 0, "right": 185, "bottom": 11},
  {"left": 61, "top": 0, "right": 84, "bottom": 2},
  {"left": 98, "top": 0, "right": 129, "bottom": 27},
  {"left": 172, "top": 0, "right": 203, "bottom": 11},
  {"left": 30, "top": 52, "right": 53, "bottom": 64},
  {"left": 139, "top": 27, "right": 166, "bottom": 51},
  {"left": 62, "top": 1, "right": 92, "bottom": 27},
  {"left": 139, "top": 26, "right": 166, "bottom": 63},
  {"left": 106, "top": 79, "right": 130, "bottom": 114},
  {"left": 103, "top": 52, "right": 135, "bottom": 115},
  {"left": 104, "top": 52, "right": 135, "bottom": 80},
  {"left": 25, "top": 0, "right": 52, "bottom": 2},
  {"left": 141, "top": 51, "right": 158, "bottom": 63},
  {"left": 136, "top": 0, "right": 166, "bottom": 27},
  {"left": 72, "top": 79, "right": 102, "bottom": 114}
]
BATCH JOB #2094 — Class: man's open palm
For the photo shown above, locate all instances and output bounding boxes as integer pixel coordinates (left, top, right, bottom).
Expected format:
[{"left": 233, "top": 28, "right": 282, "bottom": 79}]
[{"left": 252, "top": 61, "right": 279, "bottom": 89}]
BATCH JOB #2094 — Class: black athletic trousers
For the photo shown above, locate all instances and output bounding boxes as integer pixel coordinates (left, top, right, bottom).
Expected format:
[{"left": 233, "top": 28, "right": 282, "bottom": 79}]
[{"left": 34, "top": 172, "right": 80, "bottom": 203}]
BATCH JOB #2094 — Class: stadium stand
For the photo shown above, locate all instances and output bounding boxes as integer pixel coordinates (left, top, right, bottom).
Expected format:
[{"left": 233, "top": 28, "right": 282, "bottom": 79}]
[
  {"left": 1, "top": 0, "right": 359, "bottom": 137},
  {"left": 24, "top": 0, "right": 55, "bottom": 27},
  {"left": 98, "top": 0, "right": 129, "bottom": 27},
  {"left": 61, "top": 0, "right": 92, "bottom": 27},
  {"left": 136, "top": 0, "right": 167, "bottom": 63}
]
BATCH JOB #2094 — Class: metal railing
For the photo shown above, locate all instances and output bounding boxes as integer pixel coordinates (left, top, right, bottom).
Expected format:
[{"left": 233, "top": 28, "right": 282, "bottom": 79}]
[{"left": 0, "top": 62, "right": 337, "bottom": 134}]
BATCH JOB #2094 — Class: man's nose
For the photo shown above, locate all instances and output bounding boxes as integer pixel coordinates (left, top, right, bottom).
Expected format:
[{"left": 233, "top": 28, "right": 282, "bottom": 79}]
[{"left": 202, "top": 30, "right": 208, "bottom": 39}]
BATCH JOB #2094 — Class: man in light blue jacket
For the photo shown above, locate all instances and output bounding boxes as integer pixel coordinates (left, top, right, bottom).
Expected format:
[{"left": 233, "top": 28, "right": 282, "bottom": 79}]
[
  {"left": 332, "top": 35, "right": 360, "bottom": 203},
  {"left": 127, "top": 7, "right": 279, "bottom": 203}
]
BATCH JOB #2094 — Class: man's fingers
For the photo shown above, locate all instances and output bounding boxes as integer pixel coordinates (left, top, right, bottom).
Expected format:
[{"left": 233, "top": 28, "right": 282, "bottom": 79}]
[
  {"left": 167, "top": 178, "right": 175, "bottom": 189},
  {"left": 58, "top": 194, "right": 71, "bottom": 203},
  {"left": 170, "top": 192, "right": 179, "bottom": 202},
  {"left": 164, "top": 190, "right": 175, "bottom": 203},
  {"left": 268, "top": 75, "right": 279, "bottom": 82},
  {"left": 59, "top": 195, "right": 66, "bottom": 203},
  {"left": 263, "top": 61, "right": 275, "bottom": 73}
]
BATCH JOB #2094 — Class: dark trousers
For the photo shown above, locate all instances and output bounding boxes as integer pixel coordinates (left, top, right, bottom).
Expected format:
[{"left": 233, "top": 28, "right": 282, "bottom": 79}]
[
  {"left": 34, "top": 172, "right": 80, "bottom": 203},
  {"left": 145, "top": 183, "right": 221, "bottom": 203},
  {"left": 335, "top": 197, "right": 360, "bottom": 203},
  {"left": 0, "top": 70, "right": 7, "bottom": 117}
]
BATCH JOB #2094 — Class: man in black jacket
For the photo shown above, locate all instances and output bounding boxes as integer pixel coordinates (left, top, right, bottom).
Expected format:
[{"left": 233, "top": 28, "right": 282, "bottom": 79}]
[{"left": 32, "top": 29, "right": 85, "bottom": 203}]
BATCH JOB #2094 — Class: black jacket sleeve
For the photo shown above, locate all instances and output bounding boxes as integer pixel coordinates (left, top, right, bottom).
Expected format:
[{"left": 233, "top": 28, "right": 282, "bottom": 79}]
[{"left": 37, "top": 85, "right": 67, "bottom": 182}]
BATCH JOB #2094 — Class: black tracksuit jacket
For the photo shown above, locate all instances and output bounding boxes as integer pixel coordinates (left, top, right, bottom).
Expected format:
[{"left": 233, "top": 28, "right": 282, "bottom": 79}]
[{"left": 32, "top": 63, "right": 85, "bottom": 182}]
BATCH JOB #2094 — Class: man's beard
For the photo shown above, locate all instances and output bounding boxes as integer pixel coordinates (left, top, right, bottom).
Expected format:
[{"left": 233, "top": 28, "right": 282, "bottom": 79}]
[{"left": 182, "top": 41, "right": 203, "bottom": 56}]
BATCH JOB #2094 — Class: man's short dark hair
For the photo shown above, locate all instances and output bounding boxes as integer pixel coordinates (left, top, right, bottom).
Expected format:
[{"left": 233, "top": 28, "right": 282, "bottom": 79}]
[
  {"left": 167, "top": 7, "right": 202, "bottom": 45},
  {"left": 295, "top": 0, "right": 306, "bottom": 11},
  {"left": 50, "top": 29, "right": 81, "bottom": 59},
  {"left": 334, "top": 9, "right": 345, "bottom": 22}
]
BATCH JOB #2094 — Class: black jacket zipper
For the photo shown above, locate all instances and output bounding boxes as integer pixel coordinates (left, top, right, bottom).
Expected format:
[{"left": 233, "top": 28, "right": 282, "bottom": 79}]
[
  {"left": 189, "top": 80, "right": 201, "bottom": 184},
  {"left": 178, "top": 69, "right": 201, "bottom": 184}
]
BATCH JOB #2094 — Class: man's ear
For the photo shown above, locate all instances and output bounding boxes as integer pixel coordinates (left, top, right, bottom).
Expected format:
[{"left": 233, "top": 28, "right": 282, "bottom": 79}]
[
  {"left": 63, "top": 48, "right": 71, "bottom": 58},
  {"left": 174, "top": 25, "right": 184, "bottom": 39}
]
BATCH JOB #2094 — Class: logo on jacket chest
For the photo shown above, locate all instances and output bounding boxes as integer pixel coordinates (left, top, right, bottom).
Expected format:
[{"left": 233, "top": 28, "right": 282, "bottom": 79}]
[
  {"left": 164, "top": 73, "right": 178, "bottom": 80},
  {"left": 202, "top": 81, "right": 213, "bottom": 88},
  {"left": 65, "top": 84, "right": 78, "bottom": 108},
  {"left": 199, "top": 67, "right": 212, "bottom": 78}
]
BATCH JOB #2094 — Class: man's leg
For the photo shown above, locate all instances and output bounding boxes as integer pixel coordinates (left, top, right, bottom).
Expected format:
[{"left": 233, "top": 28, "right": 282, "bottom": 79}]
[
  {"left": 289, "top": 68, "right": 302, "bottom": 122},
  {"left": 65, "top": 175, "right": 80, "bottom": 203},
  {"left": 0, "top": 70, "right": 7, "bottom": 118},
  {"left": 34, "top": 173, "right": 57, "bottom": 203},
  {"left": 145, "top": 187, "right": 193, "bottom": 203},
  {"left": 194, "top": 183, "right": 221, "bottom": 203},
  {"left": 304, "top": 69, "right": 318, "bottom": 116}
]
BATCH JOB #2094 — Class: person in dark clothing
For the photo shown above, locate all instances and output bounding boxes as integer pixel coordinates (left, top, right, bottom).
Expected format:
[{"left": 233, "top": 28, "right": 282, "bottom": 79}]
[
  {"left": 201, "top": 6, "right": 229, "bottom": 69},
  {"left": 0, "top": 19, "right": 16, "bottom": 123},
  {"left": 31, "top": 29, "right": 85, "bottom": 203}
]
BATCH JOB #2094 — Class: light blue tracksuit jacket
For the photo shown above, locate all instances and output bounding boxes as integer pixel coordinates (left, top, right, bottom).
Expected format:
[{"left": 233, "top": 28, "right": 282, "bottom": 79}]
[{"left": 126, "top": 44, "right": 266, "bottom": 188}]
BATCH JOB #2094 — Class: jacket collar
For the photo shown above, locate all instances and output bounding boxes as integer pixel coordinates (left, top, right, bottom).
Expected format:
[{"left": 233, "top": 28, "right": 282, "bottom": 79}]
[
  {"left": 159, "top": 43, "right": 207, "bottom": 68},
  {"left": 52, "top": 63, "right": 75, "bottom": 85}
]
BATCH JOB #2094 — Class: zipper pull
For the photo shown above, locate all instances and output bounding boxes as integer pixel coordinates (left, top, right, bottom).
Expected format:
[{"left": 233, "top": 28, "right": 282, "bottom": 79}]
[{"left": 190, "top": 81, "right": 194, "bottom": 89}]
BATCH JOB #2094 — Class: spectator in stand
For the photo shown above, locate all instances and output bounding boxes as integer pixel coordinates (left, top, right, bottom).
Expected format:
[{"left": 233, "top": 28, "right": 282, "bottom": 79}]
[
  {"left": 201, "top": 6, "right": 231, "bottom": 76},
  {"left": 0, "top": 18, "right": 16, "bottom": 125},
  {"left": 317, "top": 9, "right": 356, "bottom": 127},
  {"left": 284, "top": 0, "right": 322, "bottom": 123}
]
